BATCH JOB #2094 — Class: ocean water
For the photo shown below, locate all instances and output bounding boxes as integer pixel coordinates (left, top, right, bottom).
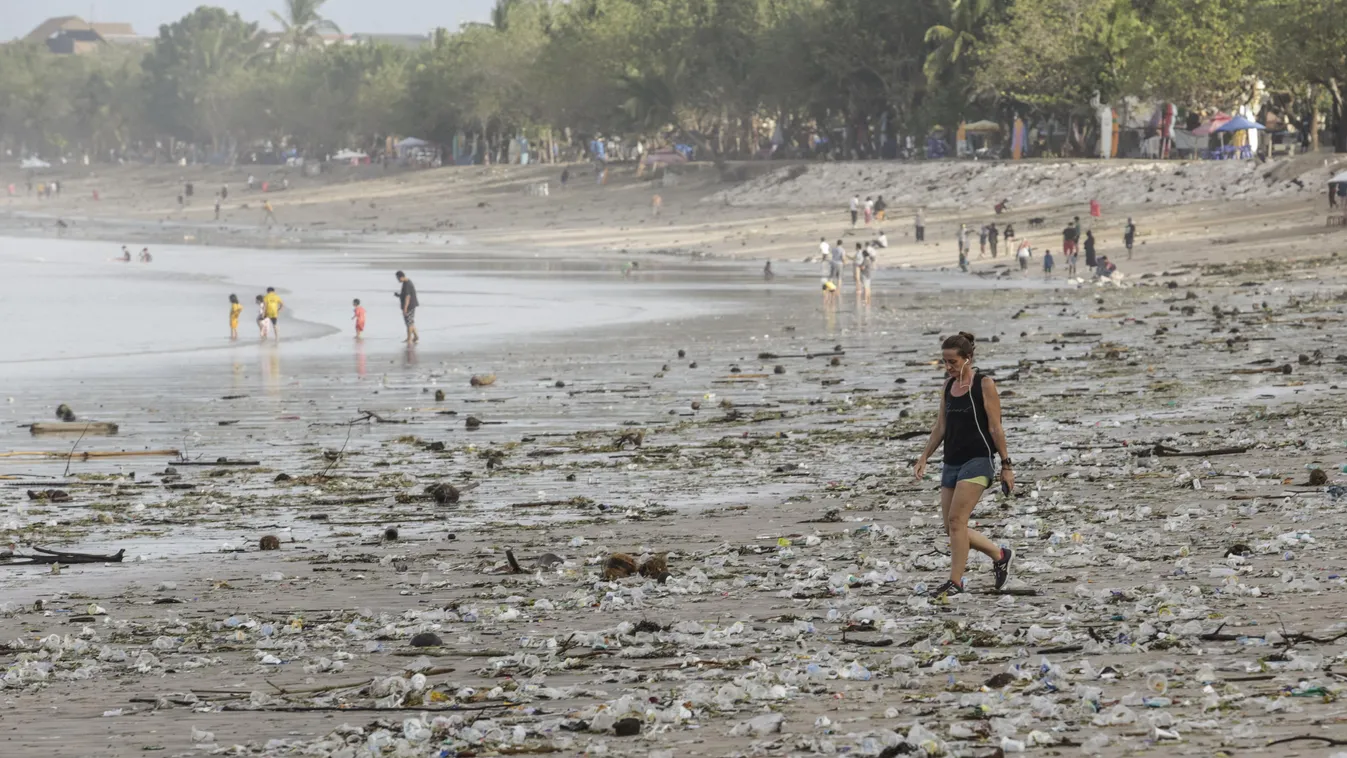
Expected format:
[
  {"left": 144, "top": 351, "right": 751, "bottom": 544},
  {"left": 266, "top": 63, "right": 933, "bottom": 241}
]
[{"left": 0, "top": 236, "right": 745, "bottom": 380}]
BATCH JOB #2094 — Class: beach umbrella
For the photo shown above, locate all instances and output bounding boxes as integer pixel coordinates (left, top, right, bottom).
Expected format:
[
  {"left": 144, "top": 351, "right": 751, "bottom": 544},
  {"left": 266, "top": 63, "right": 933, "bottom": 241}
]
[
  {"left": 1212, "top": 115, "right": 1266, "bottom": 133},
  {"left": 963, "top": 119, "right": 1001, "bottom": 133},
  {"left": 1328, "top": 171, "right": 1347, "bottom": 185},
  {"left": 1192, "top": 112, "right": 1232, "bottom": 136}
]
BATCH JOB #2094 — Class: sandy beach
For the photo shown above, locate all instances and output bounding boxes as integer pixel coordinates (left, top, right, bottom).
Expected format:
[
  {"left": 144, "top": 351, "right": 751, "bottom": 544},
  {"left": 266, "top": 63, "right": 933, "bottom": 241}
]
[{"left": 4, "top": 158, "right": 1347, "bottom": 757}]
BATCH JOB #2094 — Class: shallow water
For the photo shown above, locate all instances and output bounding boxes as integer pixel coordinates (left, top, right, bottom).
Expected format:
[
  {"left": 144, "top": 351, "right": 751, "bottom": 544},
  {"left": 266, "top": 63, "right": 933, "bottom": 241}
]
[{"left": 0, "top": 237, "right": 759, "bottom": 380}]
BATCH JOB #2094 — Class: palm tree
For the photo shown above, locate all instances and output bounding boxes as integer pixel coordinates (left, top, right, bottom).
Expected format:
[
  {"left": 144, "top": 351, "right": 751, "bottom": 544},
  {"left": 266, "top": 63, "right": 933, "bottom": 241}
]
[
  {"left": 923, "top": 0, "right": 996, "bottom": 86},
  {"left": 270, "top": 0, "right": 341, "bottom": 57}
]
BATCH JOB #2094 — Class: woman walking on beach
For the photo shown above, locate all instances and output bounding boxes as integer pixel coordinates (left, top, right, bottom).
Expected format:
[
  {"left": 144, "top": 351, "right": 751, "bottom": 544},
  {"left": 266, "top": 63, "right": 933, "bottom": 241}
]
[{"left": 913, "top": 332, "right": 1015, "bottom": 597}]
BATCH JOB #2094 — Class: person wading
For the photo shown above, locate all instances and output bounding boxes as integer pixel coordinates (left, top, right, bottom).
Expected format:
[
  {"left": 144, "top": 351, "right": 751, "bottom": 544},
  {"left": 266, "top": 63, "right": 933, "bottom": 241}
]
[
  {"left": 396, "top": 270, "right": 419, "bottom": 344},
  {"left": 913, "top": 332, "right": 1015, "bottom": 597}
]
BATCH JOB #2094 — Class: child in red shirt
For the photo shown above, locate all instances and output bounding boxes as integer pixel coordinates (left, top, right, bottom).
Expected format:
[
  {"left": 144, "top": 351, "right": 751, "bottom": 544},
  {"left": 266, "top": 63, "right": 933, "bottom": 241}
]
[{"left": 352, "top": 299, "right": 366, "bottom": 338}]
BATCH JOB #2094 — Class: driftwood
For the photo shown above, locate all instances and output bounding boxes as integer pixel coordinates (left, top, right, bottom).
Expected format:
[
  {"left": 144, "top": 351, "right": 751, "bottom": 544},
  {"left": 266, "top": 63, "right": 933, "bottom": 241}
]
[
  {"left": 1147, "top": 444, "right": 1248, "bottom": 458},
  {"left": 171, "top": 458, "right": 261, "bottom": 467},
  {"left": 1230, "top": 364, "right": 1292, "bottom": 375},
  {"left": 1265, "top": 736, "right": 1347, "bottom": 748},
  {"left": 0, "top": 449, "right": 178, "bottom": 460},
  {"left": 2, "top": 547, "right": 125, "bottom": 566},
  {"left": 30, "top": 422, "right": 119, "bottom": 436}
]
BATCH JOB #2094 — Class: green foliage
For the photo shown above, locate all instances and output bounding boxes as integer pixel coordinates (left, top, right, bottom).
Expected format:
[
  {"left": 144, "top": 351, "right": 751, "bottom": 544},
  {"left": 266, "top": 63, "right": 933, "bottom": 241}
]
[{"left": 2, "top": 0, "right": 1345, "bottom": 158}]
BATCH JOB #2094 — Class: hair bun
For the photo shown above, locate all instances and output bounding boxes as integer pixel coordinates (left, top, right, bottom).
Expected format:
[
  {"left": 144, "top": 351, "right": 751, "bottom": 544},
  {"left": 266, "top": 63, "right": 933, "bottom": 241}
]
[{"left": 958, "top": 331, "right": 976, "bottom": 344}]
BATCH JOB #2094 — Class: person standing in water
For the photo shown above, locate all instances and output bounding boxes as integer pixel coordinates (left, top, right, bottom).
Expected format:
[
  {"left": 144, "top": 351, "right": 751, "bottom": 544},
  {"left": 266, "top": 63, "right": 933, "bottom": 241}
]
[
  {"left": 352, "top": 299, "right": 366, "bottom": 339},
  {"left": 396, "top": 270, "right": 419, "bottom": 344},
  {"left": 263, "top": 287, "right": 283, "bottom": 341},
  {"left": 228, "top": 294, "right": 242, "bottom": 340},
  {"left": 830, "top": 240, "right": 845, "bottom": 288},
  {"left": 913, "top": 332, "right": 1015, "bottom": 597},
  {"left": 256, "top": 295, "right": 271, "bottom": 339},
  {"left": 858, "top": 247, "right": 874, "bottom": 305}
]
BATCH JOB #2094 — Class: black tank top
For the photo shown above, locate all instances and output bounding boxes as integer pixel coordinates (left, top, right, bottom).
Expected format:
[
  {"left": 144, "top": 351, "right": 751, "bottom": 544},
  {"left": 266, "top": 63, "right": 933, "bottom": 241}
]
[{"left": 943, "top": 373, "right": 994, "bottom": 465}]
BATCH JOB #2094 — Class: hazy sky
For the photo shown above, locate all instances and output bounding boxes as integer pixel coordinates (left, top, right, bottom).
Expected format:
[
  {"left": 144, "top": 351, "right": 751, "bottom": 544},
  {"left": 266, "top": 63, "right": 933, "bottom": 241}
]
[{"left": 4, "top": 0, "right": 496, "bottom": 40}]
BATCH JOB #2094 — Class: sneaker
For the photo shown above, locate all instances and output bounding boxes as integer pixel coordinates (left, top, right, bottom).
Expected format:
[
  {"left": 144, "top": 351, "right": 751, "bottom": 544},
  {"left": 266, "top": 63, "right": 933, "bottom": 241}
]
[
  {"left": 928, "top": 579, "right": 965, "bottom": 598},
  {"left": 993, "top": 546, "right": 1014, "bottom": 591}
]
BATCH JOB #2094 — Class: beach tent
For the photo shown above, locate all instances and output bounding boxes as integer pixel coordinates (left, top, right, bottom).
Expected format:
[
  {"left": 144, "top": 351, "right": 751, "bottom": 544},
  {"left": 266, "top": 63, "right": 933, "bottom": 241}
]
[
  {"left": 396, "top": 137, "right": 430, "bottom": 148},
  {"left": 331, "top": 149, "right": 369, "bottom": 162}
]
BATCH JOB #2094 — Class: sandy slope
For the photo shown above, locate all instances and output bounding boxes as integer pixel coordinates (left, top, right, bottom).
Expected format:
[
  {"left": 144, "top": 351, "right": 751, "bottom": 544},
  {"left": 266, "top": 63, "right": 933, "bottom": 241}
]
[{"left": 5, "top": 154, "right": 1347, "bottom": 276}]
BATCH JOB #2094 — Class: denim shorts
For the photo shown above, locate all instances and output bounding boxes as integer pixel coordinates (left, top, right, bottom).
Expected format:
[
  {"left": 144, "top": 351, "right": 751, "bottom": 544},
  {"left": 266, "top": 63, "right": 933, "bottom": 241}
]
[{"left": 941, "top": 457, "right": 995, "bottom": 489}]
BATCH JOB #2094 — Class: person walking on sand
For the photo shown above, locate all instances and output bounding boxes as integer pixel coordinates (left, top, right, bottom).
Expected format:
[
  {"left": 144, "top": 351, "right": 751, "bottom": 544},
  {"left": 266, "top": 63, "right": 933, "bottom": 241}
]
[
  {"left": 1084, "top": 230, "right": 1098, "bottom": 270},
  {"left": 863, "top": 196, "right": 874, "bottom": 226},
  {"left": 915, "top": 208, "right": 926, "bottom": 242},
  {"left": 256, "top": 295, "right": 271, "bottom": 339},
  {"left": 396, "top": 270, "right": 419, "bottom": 344},
  {"left": 849, "top": 195, "right": 860, "bottom": 227},
  {"left": 1042, "top": 248, "right": 1054, "bottom": 278},
  {"left": 263, "top": 287, "right": 283, "bottom": 341},
  {"left": 913, "top": 332, "right": 1015, "bottom": 598},
  {"left": 1017, "top": 239, "right": 1031, "bottom": 272},
  {"left": 987, "top": 223, "right": 999, "bottom": 258},
  {"left": 978, "top": 224, "right": 988, "bottom": 258},
  {"left": 874, "top": 195, "right": 887, "bottom": 223},
  {"left": 262, "top": 200, "right": 277, "bottom": 226},
  {"left": 228, "top": 294, "right": 242, "bottom": 340},
  {"left": 958, "top": 223, "right": 970, "bottom": 260},
  {"left": 1123, "top": 218, "right": 1136, "bottom": 259},
  {"left": 763, "top": 261, "right": 775, "bottom": 281},
  {"left": 1066, "top": 241, "right": 1078, "bottom": 277},
  {"left": 352, "top": 299, "right": 366, "bottom": 339}
]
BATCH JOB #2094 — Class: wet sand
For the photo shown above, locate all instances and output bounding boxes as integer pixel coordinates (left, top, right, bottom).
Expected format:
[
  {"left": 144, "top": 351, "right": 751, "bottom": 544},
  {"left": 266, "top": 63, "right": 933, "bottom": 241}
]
[{"left": 4, "top": 165, "right": 1347, "bottom": 757}]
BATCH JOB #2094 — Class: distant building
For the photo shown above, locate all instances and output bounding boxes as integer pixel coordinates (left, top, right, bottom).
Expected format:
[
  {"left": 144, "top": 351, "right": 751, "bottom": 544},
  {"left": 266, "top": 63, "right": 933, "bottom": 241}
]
[
  {"left": 45, "top": 28, "right": 103, "bottom": 55},
  {"left": 23, "top": 16, "right": 143, "bottom": 53}
]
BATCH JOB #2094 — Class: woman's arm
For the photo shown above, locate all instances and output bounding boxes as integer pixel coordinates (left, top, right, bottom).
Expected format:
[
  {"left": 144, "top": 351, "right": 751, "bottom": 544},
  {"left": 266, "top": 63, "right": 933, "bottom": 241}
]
[
  {"left": 981, "top": 376, "right": 1014, "bottom": 488},
  {"left": 913, "top": 388, "right": 947, "bottom": 479}
]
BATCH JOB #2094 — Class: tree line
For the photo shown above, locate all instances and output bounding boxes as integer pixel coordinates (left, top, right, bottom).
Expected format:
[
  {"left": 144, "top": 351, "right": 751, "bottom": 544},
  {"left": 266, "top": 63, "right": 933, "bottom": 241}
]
[{"left": 2, "top": 0, "right": 1346, "bottom": 164}]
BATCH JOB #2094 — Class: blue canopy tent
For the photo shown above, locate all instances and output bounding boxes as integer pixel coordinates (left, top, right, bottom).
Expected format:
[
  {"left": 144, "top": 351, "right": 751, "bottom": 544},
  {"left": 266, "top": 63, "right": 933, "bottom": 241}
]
[
  {"left": 1212, "top": 115, "right": 1266, "bottom": 133},
  {"left": 1209, "top": 115, "right": 1265, "bottom": 159}
]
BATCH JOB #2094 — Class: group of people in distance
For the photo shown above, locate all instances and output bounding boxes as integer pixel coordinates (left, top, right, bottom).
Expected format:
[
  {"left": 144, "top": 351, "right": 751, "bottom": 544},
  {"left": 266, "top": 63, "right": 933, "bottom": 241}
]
[
  {"left": 116, "top": 245, "right": 152, "bottom": 263},
  {"left": 225, "top": 271, "right": 420, "bottom": 344},
  {"left": 819, "top": 229, "right": 887, "bottom": 305}
]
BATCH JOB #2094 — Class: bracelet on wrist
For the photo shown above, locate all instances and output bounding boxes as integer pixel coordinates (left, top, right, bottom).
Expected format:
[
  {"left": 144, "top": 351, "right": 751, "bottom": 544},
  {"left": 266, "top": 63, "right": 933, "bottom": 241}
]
[{"left": 1001, "top": 458, "right": 1013, "bottom": 467}]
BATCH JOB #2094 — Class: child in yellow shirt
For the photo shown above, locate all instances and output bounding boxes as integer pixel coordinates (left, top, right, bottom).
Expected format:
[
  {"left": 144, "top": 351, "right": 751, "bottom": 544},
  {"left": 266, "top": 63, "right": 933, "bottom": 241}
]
[{"left": 228, "top": 294, "right": 242, "bottom": 340}]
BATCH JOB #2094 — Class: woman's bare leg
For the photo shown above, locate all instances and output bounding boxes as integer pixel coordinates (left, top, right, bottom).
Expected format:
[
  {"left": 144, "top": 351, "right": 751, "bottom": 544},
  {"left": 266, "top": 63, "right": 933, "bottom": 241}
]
[{"left": 945, "top": 481, "right": 1001, "bottom": 585}]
